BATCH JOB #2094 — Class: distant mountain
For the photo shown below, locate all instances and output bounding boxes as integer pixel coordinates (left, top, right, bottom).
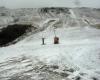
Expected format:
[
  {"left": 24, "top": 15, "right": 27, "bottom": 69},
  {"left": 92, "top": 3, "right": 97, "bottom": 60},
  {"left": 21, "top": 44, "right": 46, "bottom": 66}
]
[{"left": 0, "top": 7, "right": 100, "bottom": 27}]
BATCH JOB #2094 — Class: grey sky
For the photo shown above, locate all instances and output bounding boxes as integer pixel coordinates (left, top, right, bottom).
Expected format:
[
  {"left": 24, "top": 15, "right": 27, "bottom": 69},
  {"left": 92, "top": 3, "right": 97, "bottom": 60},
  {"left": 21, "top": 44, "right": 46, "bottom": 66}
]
[{"left": 0, "top": 0, "right": 100, "bottom": 8}]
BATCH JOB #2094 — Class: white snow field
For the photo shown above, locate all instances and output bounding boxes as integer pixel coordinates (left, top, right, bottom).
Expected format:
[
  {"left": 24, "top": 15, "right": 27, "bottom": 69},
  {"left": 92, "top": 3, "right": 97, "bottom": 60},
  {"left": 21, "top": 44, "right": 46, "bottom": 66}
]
[
  {"left": 0, "top": 7, "right": 100, "bottom": 80},
  {"left": 0, "top": 25, "right": 100, "bottom": 80}
]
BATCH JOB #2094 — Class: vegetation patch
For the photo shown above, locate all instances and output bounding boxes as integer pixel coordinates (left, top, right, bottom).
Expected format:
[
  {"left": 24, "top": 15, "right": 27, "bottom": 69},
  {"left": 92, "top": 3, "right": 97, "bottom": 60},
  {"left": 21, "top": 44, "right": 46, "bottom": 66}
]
[{"left": 0, "top": 24, "right": 35, "bottom": 47}]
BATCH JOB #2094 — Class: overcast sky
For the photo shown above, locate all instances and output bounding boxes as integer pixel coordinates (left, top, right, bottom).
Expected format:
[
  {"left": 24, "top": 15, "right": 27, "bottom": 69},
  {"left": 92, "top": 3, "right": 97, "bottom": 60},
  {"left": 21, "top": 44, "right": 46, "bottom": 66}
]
[{"left": 0, "top": 0, "right": 100, "bottom": 8}]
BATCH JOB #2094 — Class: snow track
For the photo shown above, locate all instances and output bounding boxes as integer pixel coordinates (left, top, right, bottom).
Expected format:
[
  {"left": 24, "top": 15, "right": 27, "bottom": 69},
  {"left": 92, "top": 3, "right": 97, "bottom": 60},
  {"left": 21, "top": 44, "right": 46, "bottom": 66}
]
[{"left": 0, "top": 55, "right": 74, "bottom": 80}]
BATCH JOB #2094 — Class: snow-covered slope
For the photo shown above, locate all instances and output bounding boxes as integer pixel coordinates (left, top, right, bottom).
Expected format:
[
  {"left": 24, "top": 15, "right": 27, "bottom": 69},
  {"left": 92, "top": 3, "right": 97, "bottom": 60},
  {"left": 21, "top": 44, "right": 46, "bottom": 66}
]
[
  {"left": 0, "top": 16, "right": 13, "bottom": 26},
  {"left": 0, "top": 7, "right": 100, "bottom": 80},
  {"left": 0, "top": 26, "right": 100, "bottom": 80},
  {"left": 0, "top": 7, "right": 100, "bottom": 27},
  {"left": 5, "top": 26, "right": 100, "bottom": 69}
]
